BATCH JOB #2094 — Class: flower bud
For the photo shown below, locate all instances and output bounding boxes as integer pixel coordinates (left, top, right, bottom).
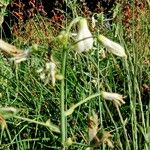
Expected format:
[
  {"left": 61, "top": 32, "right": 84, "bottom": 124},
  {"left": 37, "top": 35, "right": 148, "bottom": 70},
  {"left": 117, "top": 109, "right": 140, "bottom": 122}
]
[
  {"left": 55, "top": 74, "right": 64, "bottom": 80},
  {"left": 57, "top": 31, "right": 68, "bottom": 45},
  {"left": 64, "top": 137, "right": 73, "bottom": 147},
  {"left": 98, "top": 35, "right": 127, "bottom": 57}
]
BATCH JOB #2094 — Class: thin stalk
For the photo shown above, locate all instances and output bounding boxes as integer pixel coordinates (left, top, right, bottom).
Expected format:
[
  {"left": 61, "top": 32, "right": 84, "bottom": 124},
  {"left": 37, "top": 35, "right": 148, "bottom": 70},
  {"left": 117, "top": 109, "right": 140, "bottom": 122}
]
[
  {"left": 60, "top": 47, "right": 67, "bottom": 149},
  {"left": 123, "top": 50, "right": 138, "bottom": 149},
  {"left": 129, "top": 2, "right": 139, "bottom": 149},
  {"left": 96, "top": 34, "right": 103, "bottom": 127},
  {"left": 119, "top": 23, "right": 138, "bottom": 149},
  {"left": 65, "top": 93, "right": 101, "bottom": 116},
  {"left": 96, "top": 36, "right": 105, "bottom": 150},
  {"left": 14, "top": 116, "right": 60, "bottom": 133},
  {"left": 9, "top": 137, "right": 50, "bottom": 144},
  {"left": 135, "top": 79, "right": 146, "bottom": 127},
  {"left": 104, "top": 101, "right": 123, "bottom": 150},
  {"left": 116, "top": 105, "right": 131, "bottom": 150}
]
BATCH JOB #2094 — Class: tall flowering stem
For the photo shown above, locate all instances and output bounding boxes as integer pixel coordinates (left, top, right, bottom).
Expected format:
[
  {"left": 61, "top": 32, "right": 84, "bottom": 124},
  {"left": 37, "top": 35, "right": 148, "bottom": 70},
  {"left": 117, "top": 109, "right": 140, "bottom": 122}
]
[
  {"left": 59, "top": 17, "right": 83, "bottom": 149},
  {"left": 59, "top": 17, "right": 82, "bottom": 149},
  {"left": 59, "top": 17, "right": 92, "bottom": 149},
  {"left": 60, "top": 46, "right": 67, "bottom": 149}
]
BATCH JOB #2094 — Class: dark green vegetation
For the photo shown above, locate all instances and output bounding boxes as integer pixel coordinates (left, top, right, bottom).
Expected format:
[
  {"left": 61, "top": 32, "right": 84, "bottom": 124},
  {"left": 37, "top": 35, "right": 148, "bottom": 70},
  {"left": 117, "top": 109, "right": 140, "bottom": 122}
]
[{"left": 0, "top": 0, "right": 149, "bottom": 149}]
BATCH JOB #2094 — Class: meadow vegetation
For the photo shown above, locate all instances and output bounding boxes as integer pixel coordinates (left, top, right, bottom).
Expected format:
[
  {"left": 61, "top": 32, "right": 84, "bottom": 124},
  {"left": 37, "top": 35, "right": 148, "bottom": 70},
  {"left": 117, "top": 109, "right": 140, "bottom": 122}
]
[{"left": 0, "top": 0, "right": 149, "bottom": 149}]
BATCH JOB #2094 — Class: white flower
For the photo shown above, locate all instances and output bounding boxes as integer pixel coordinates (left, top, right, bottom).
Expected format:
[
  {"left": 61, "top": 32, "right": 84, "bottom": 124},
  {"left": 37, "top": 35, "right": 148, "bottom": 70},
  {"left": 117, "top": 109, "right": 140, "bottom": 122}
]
[
  {"left": 36, "top": 68, "right": 43, "bottom": 73},
  {"left": 98, "top": 35, "right": 127, "bottom": 57},
  {"left": 10, "top": 49, "right": 30, "bottom": 64},
  {"left": 75, "top": 18, "right": 93, "bottom": 53},
  {"left": 46, "top": 62, "right": 56, "bottom": 86},
  {"left": 37, "top": 61, "right": 57, "bottom": 86},
  {"left": 0, "top": 107, "right": 17, "bottom": 114},
  {"left": 102, "top": 91, "right": 125, "bottom": 107},
  {"left": 40, "top": 73, "right": 46, "bottom": 80}
]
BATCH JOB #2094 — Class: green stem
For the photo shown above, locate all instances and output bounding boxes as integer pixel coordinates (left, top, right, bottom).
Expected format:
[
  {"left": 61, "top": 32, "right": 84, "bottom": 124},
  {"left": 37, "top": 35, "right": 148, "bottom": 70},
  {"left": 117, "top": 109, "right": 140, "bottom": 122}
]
[
  {"left": 66, "top": 17, "right": 82, "bottom": 35},
  {"left": 65, "top": 93, "right": 101, "bottom": 116},
  {"left": 116, "top": 105, "right": 130, "bottom": 150},
  {"left": 60, "top": 47, "right": 67, "bottom": 149},
  {"left": 104, "top": 101, "right": 123, "bottom": 150},
  {"left": 124, "top": 58, "right": 138, "bottom": 149},
  {"left": 14, "top": 116, "right": 60, "bottom": 133}
]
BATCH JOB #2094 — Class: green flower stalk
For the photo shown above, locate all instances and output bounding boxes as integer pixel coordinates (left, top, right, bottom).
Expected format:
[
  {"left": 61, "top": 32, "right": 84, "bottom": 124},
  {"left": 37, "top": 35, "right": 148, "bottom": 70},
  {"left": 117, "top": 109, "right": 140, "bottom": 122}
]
[
  {"left": 98, "top": 35, "right": 127, "bottom": 58},
  {"left": 75, "top": 18, "right": 93, "bottom": 53}
]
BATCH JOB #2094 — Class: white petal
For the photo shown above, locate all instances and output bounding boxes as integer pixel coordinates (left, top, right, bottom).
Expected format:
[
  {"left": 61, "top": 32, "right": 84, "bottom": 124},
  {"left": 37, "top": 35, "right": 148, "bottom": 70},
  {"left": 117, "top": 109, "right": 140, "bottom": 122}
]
[
  {"left": 36, "top": 68, "right": 43, "bottom": 73},
  {"left": 75, "top": 18, "right": 93, "bottom": 53},
  {"left": 40, "top": 73, "right": 46, "bottom": 80},
  {"left": 102, "top": 91, "right": 123, "bottom": 101},
  {"left": 98, "top": 35, "right": 126, "bottom": 57},
  {"left": 49, "top": 62, "right": 56, "bottom": 86},
  {"left": 10, "top": 49, "right": 30, "bottom": 63}
]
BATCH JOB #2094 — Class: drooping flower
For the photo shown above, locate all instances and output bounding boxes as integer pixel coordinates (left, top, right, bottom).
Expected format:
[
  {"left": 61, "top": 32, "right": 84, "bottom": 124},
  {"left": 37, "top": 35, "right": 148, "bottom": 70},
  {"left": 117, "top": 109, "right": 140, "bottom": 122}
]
[
  {"left": 0, "top": 39, "right": 30, "bottom": 63},
  {"left": 98, "top": 35, "right": 127, "bottom": 57},
  {"left": 0, "top": 114, "right": 7, "bottom": 129},
  {"left": 10, "top": 49, "right": 30, "bottom": 64},
  {"left": 0, "top": 107, "right": 17, "bottom": 114},
  {"left": 75, "top": 18, "right": 93, "bottom": 53},
  {"left": 45, "top": 62, "right": 56, "bottom": 86},
  {"left": 102, "top": 91, "right": 125, "bottom": 107},
  {"left": 36, "top": 61, "right": 61, "bottom": 86}
]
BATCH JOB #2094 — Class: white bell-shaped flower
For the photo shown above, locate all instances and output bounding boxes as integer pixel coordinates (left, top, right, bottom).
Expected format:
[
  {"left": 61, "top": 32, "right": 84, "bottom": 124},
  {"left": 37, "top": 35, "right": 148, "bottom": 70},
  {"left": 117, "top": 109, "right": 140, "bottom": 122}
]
[
  {"left": 46, "top": 62, "right": 56, "bottom": 86},
  {"left": 10, "top": 49, "right": 30, "bottom": 64},
  {"left": 98, "top": 35, "right": 127, "bottom": 57},
  {"left": 37, "top": 60, "right": 61, "bottom": 86},
  {"left": 102, "top": 91, "right": 125, "bottom": 107},
  {"left": 75, "top": 18, "right": 93, "bottom": 53}
]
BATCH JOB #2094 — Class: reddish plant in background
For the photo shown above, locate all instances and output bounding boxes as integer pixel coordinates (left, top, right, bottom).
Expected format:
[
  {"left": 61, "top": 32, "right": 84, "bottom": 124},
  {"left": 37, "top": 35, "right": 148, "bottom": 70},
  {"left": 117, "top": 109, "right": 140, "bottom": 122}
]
[
  {"left": 3, "top": 0, "right": 140, "bottom": 41},
  {"left": 122, "top": 0, "right": 145, "bottom": 33}
]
